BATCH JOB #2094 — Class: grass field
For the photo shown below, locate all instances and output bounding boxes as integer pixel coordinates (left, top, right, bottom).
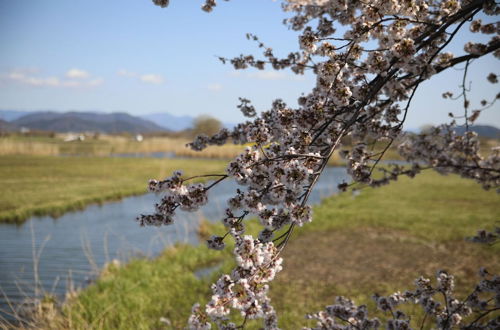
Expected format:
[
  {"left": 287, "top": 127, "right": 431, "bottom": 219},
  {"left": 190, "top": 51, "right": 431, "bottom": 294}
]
[
  {"left": 19, "top": 170, "right": 499, "bottom": 329},
  {"left": 0, "top": 155, "right": 226, "bottom": 223}
]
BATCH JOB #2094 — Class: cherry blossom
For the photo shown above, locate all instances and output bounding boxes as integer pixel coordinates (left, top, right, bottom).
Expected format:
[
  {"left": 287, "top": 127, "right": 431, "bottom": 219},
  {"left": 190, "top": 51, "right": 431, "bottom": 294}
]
[{"left": 146, "top": 0, "right": 499, "bottom": 328}]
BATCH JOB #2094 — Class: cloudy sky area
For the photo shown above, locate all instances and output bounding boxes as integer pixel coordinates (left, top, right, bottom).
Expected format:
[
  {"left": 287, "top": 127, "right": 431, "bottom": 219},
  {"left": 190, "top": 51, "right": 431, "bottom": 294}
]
[{"left": 0, "top": 0, "right": 498, "bottom": 130}]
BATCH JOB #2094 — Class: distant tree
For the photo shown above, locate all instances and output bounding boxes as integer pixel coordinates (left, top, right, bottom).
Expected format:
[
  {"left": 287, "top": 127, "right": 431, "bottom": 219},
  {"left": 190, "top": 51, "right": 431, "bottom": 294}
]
[
  {"left": 419, "top": 124, "right": 435, "bottom": 134},
  {"left": 141, "top": 1, "right": 500, "bottom": 328},
  {"left": 191, "top": 115, "right": 223, "bottom": 138}
]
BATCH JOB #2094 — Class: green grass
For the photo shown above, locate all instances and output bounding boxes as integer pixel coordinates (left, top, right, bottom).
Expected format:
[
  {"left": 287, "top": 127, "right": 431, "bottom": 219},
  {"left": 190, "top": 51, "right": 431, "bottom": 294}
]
[
  {"left": 62, "top": 245, "right": 227, "bottom": 329},
  {"left": 302, "top": 170, "right": 500, "bottom": 241},
  {"left": 0, "top": 155, "right": 226, "bottom": 223},
  {"left": 14, "top": 171, "right": 500, "bottom": 329}
]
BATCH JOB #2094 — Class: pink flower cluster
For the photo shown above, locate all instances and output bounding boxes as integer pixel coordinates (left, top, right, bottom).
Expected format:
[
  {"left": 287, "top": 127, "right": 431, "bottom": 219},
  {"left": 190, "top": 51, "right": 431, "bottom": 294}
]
[
  {"left": 307, "top": 269, "right": 499, "bottom": 329},
  {"left": 189, "top": 235, "right": 282, "bottom": 329},
  {"left": 137, "top": 171, "right": 209, "bottom": 226},
  {"left": 147, "top": 0, "right": 499, "bottom": 328}
]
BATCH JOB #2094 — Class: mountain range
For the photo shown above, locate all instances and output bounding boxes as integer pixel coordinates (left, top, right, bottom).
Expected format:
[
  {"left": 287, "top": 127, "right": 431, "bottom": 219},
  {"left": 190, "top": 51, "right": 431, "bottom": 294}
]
[
  {"left": 0, "top": 110, "right": 498, "bottom": 137},
  {"left": 0, "top": 119, "right": 17, "bottom": 132},
  {"left": 0, "top": 110, "right": 198, "bottom": 133},
  {"left": 2, "top": 111, "right": 166, "bottom": 134},
  {"left": 453, "top": 125, "right": 500, "bottom": 139}
]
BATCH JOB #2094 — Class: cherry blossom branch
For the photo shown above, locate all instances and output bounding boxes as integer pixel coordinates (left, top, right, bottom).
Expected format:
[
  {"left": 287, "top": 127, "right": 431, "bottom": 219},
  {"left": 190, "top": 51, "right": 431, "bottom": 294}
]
[{"left": 149, "top": 1, "right": 500, "bottom": 328}]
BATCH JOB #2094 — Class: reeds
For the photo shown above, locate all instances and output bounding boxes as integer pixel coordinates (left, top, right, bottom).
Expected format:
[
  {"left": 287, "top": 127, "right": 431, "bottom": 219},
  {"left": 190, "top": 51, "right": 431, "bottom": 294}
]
[
  {"left": 0, "top": 135, "right": 245, "bottom": 159},
  {"left": 0, "top": 140, "right": 59, "bottom": 156},
  {"left": 0, "top": 222, "right": 77, "bottom": 330},
  {"left": 100, "top": 135, "right": 245, "bottom": 159},
  {"left": 0, "top": 210, "right": 212, "bottom": 330}
]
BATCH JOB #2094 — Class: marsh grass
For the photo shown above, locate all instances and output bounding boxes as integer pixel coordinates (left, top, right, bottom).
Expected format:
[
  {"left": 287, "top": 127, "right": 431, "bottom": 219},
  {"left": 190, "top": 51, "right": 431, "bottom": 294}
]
[
  {"left": 0, "top": 155, "right": 226, "bottom": 223},
  {"left": 0, "top": 135, "right": 246, "bottom": 159},
  {"left": 0, "top": 139, "right": 59, "bottom": 156},
  {"left": 3, "top": 244, "right": 230, "bottom": 330},
  {"left": 0, "top": 221, "right": 77, "bottom": 329},
  {"left": 7, "top": 171, "right": 497, "bottom": 329},
  {"left": 99, "top": 135, "right": 246, "bottom": 159},
  {"left": 0, "top": 211, "right": 205, "bottom": 329},
  {"left": 0, "top": 135, "right": 362, "bottom": 166},
  {"left": 2, "top": 134, "right": 498, "bottom": 162}
]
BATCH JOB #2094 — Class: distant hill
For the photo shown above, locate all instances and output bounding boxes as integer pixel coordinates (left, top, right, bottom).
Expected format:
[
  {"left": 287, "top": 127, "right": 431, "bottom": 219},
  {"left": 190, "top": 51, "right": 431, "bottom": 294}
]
[
  {"left": 453, "top": 125, "right": 500, "bottom": 139},
  {"left": 140, "top": 112, "right": 194, "bottom": 131},
  {"left": 11, "top": 112, "right": 167, "bottom": 134},
  {"left": 1, "top": 110, "right": 237, "bottom": 133},
  {"left": 0, "top": 119, "right": 17, "bottom": 132}
]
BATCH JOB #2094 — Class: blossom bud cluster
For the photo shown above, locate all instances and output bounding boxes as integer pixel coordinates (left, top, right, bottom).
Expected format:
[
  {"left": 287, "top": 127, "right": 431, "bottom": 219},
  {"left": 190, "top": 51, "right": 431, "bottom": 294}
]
[
  {"left": 189, "top": 235, "right": 282, "bottom": 329},
  {"left": 360, "top": 162, "right": 422, "bottom": 191},
  {"left": 345, "top": 143, "right": 372, "bottom": 184},
  {"left": 466, "top": 228, "right": 500, "bottom": 244},
  {"left": 399, "top": 125, "right": 500, "bottom": 191},
  {"left": 188, "top": 129, "right": 230, "bottom": 151},
  {"left": 152, "top": 0, "right": 169, "bottom": 8},
  {"left": 305, "top": 296, "right": 381, "bottom": 329},
  {"left": 307, "top": 269, "right": 499, "bottom": 329},
  {"left": 136, "top": 171, "right": 208, "bottom": 226}
]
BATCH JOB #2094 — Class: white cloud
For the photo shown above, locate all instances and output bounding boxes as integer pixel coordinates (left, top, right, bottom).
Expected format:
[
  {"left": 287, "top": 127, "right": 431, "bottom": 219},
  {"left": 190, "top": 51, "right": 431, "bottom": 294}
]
[
  {"left": 8, "top": 72, "right": 27, "bottom": 81},
  {"left": 117, "top": 69, "right": 165, "bottom": 85},
  {"left": 60, "top": 77, "right": 104, "bottom": 88},
  {"left": 140, "top": 74, "right": 165, "bottom": 85},
  {"left": 66, "top": 68, "right": 90, "bottom": 79},
  {"left": 8, "top": 72, "right": 61, "bottom": 87},
  {"left": 3, "top": 69, "right": 103, "bottom": 88},
  {"left": 247, "top": 71, "right": 287, "bottom": 80},
  {"left": 207, "top": 83, "right": 223, "bottom": 92}
]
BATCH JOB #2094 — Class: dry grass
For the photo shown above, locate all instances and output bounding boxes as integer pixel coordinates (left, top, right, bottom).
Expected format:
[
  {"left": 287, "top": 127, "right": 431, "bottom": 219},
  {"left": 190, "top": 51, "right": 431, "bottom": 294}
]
[
  {"left": 0, "top": 140, "right": 59, "bottom": 156},
  {"left": 0, "top": 135, "right": 348, "bottom": 166},
  {"left": 0, "top": 135, "right": 246, "bottom": 159},
  {"left": 276, "top": 226, "right": 498, "bottom": 294},
  {"left": 97, "top": 135, "right": 246, "bottom": 158},
  {"left": 271, "top": 228, "right": 499, "bottom": 328}
]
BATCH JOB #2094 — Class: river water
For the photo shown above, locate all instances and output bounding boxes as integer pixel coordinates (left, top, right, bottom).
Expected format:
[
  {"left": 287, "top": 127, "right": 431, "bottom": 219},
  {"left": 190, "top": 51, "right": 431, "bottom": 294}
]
[{"left": 0, "top": 166, "right": 349, "bottom": 322}]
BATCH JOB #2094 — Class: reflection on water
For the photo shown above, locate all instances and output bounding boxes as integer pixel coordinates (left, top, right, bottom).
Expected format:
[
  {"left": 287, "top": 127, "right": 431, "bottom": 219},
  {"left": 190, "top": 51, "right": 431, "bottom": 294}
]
[{"left": 0, "top": 167, "right": 349, "bottom": 321}]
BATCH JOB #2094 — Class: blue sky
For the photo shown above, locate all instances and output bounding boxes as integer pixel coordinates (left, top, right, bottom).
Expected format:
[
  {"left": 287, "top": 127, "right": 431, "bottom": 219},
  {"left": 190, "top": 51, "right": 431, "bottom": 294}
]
[{"left": 0, "top": 0, "right": 498, "bottom": 130}]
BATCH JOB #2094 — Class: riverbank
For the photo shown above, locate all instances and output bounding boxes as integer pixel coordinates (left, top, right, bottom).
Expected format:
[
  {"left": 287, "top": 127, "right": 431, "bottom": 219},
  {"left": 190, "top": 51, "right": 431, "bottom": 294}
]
[
  {"left": 18, "top": 171, "right": 499, "bottom": 329},
  {"left": 0, "top": 155, "right": 226, "bottom": 223}
]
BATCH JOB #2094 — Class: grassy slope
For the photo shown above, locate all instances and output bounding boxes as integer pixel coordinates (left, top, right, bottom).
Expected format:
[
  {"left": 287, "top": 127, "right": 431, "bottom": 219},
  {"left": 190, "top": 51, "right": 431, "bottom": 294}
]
[
  {"left": 58, "top": 245, "right": 227, "bottom": 330},
  {"left": 272, "top": 171, "right": 500, "bottom": 328},
  {"left": 0, "top": 155, "right": 225, "bottom": 223},
  {"left": 25, "top": 170, "right": 499, "bottom": 329}
]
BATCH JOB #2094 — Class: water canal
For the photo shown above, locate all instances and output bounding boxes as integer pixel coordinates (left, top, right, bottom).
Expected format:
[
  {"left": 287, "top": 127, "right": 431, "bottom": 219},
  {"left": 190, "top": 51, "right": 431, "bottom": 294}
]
[{"left": 0, "top": 166, "right": 350, "bottom": 320}]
